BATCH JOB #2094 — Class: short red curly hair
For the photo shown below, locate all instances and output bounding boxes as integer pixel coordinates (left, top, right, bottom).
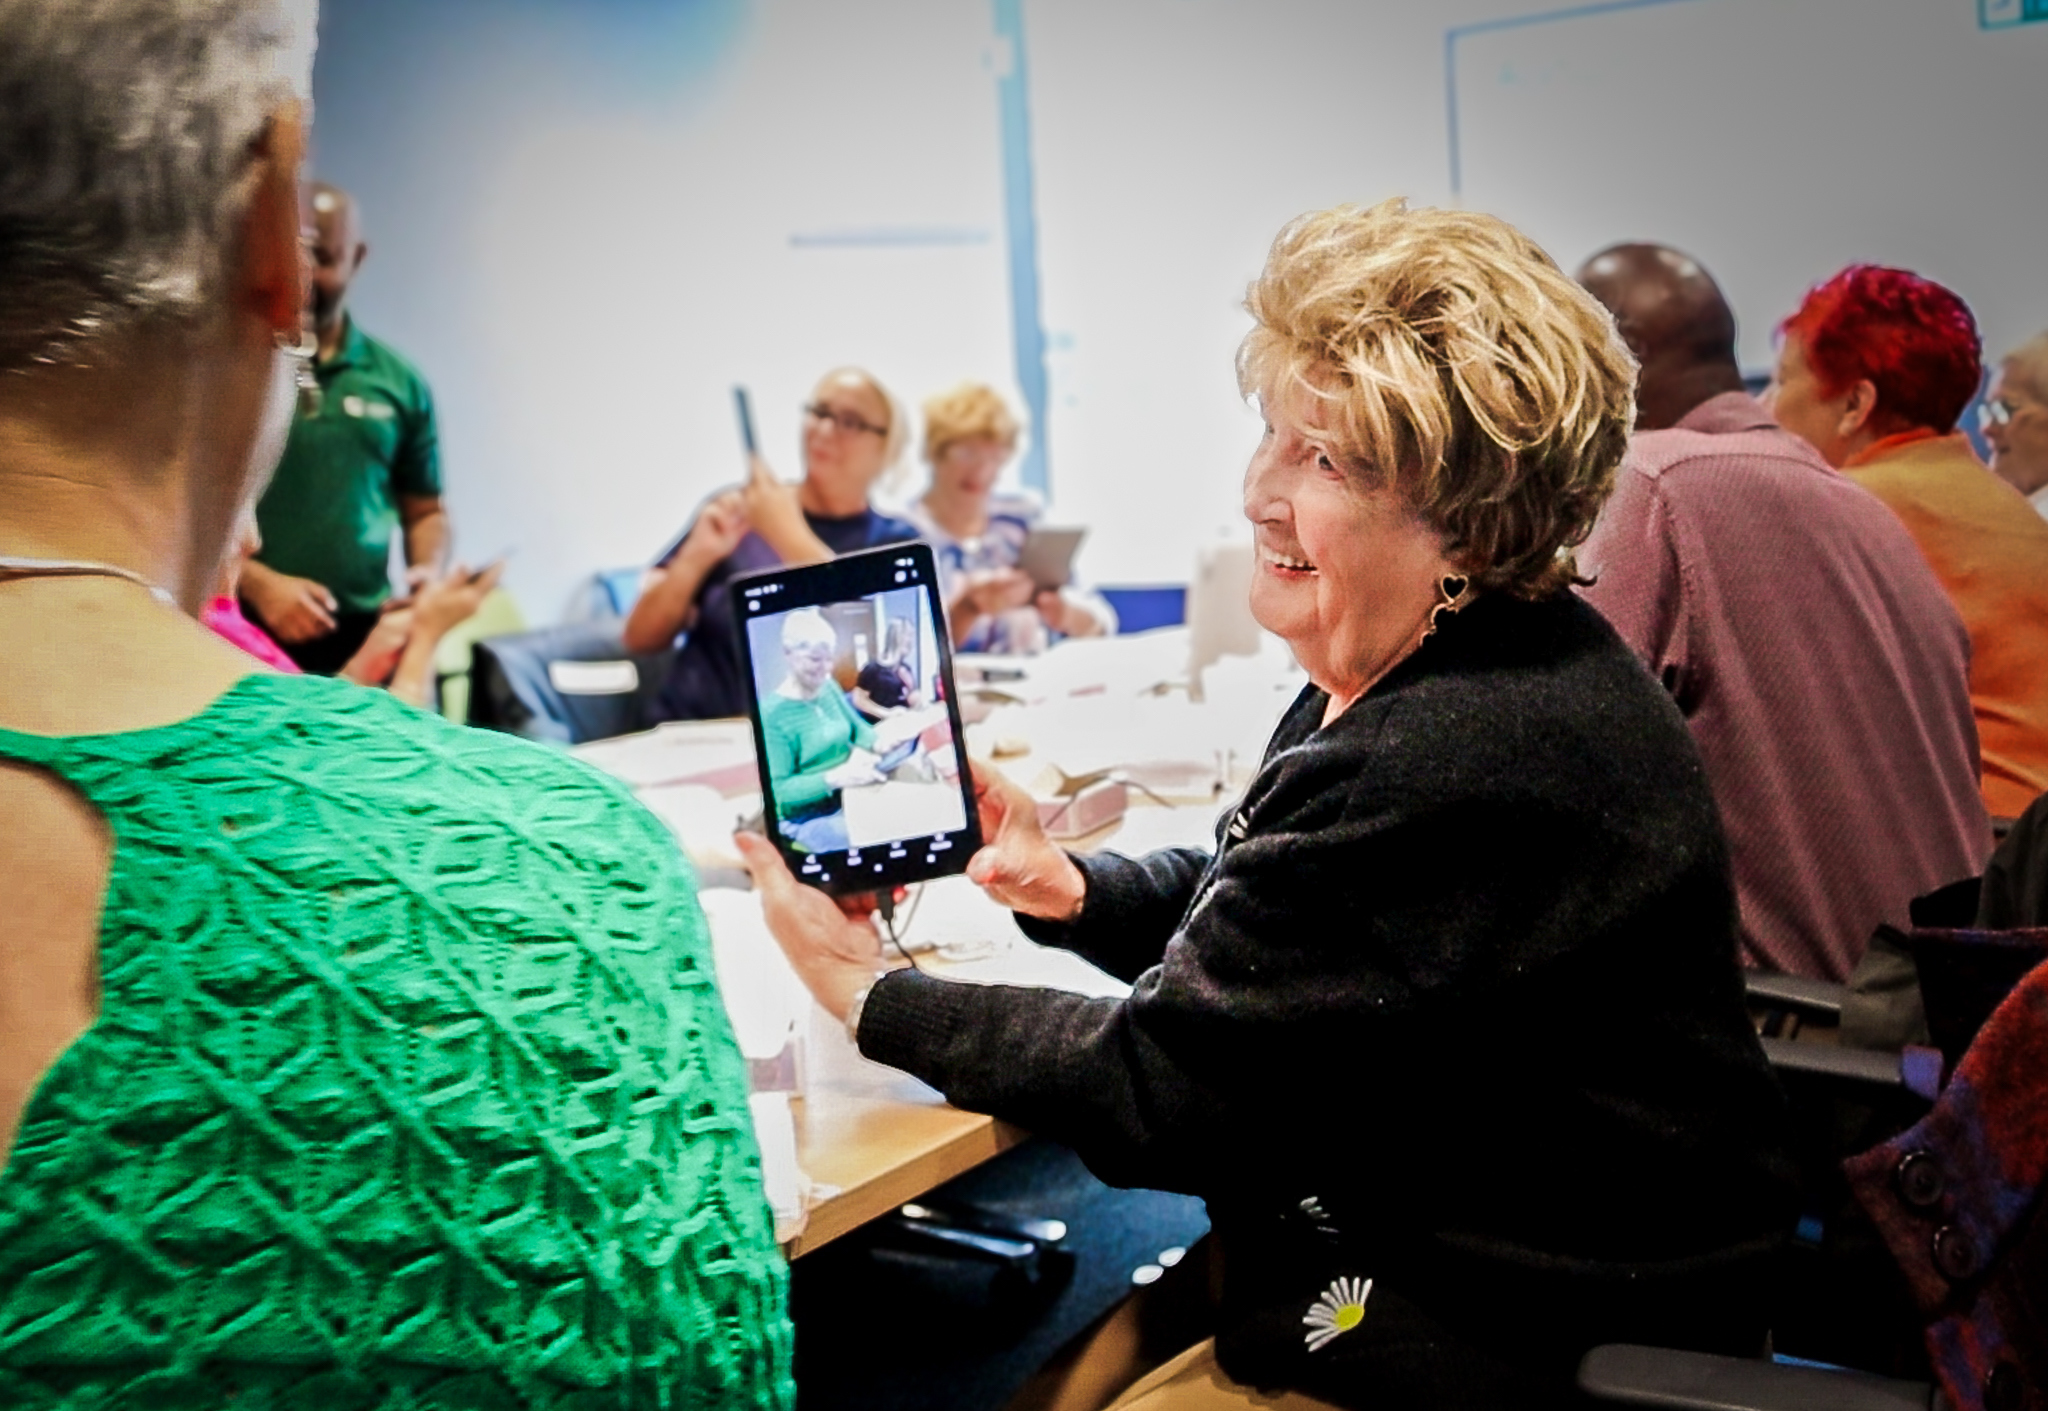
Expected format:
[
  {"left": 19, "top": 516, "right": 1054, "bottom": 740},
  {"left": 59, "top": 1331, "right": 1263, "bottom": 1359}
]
[{"left": 1779, "top": 265, "right": 1981, "bottom": 435}]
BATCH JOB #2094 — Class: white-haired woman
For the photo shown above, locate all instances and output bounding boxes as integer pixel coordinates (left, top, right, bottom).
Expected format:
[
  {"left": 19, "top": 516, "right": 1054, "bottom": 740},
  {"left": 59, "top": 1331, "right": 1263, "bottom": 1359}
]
[
  {"left": 628, "top": 368, "right": 920, "bottom": 721},
  {"left": 740, "top": 201, "right": 1796, "bottom": 1408},
  {"left": 762, "top": 610, "right": 886, "bottom": 855},
  {"left": 0, "top": 3, "right": 791, "bottom": 1404}
]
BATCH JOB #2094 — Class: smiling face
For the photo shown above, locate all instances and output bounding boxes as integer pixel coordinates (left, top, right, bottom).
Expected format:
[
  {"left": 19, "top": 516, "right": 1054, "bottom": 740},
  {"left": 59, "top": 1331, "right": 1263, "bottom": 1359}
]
[
  {"left": 1243, "top": 381, "right": 1459, "bottom": 707},
  {"left": 783, "top": 638, "right": 836, "bottom": 693},
  {"left": 1986, "top": 361, "right": 2048, "bottom": 496},
  {"left": 932, "top": 436, "right": 1011, "bottom": 505}
]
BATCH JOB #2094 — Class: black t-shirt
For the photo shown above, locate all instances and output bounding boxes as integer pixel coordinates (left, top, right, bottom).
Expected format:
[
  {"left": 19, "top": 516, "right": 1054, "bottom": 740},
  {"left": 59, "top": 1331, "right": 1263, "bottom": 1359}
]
[{"left": 856, "top": 660, "right": 913, "bottom": 712}]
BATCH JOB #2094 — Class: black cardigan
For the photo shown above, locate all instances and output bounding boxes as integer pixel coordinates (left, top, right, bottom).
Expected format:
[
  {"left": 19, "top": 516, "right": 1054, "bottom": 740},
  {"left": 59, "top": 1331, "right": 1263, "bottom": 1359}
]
[{"left": 859, "top": 592, "right": 1797, "bottom": 1408}]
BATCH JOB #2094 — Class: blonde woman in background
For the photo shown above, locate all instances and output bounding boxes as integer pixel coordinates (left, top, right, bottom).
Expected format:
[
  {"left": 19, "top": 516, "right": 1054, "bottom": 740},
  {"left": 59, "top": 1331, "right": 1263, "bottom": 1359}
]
[{"left": 904, "top": 382, "right": 1116, "bottom": 652}]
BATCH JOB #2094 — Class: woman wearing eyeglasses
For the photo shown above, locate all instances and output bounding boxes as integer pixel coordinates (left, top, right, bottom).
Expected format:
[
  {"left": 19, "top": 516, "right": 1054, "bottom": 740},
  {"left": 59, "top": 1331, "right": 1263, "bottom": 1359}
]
[{"left": 628, "top": 367, "right": 921, "bottom": 722}]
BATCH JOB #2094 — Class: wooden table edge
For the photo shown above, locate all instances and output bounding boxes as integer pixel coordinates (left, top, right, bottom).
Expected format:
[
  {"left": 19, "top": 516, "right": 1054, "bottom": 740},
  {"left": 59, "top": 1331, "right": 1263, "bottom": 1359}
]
[{"left": 784, "top": 1113, "right": 1031, "bottom": 1259}]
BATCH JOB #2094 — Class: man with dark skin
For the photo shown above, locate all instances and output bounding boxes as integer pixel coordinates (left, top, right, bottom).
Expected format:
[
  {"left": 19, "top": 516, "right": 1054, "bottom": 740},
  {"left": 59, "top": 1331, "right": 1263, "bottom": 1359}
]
[
  {"left": 242, "top": 182, "right": 452, "bottom": 672},
  {"left": 1576, "top": 243, "right": 1746, "bottom": 430},
  {"left": 1573, "top": 242, "right": 1987, "bottom": 999}
]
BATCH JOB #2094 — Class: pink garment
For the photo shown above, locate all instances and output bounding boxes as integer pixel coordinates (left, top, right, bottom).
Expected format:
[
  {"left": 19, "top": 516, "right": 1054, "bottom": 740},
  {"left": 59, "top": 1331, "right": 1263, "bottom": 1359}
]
[
  {"left": 1580, "top": 392, "right": 1990, "bottom": 981},
  {"left": 202, "top": 595, "right": 301, "bottom": 674}
]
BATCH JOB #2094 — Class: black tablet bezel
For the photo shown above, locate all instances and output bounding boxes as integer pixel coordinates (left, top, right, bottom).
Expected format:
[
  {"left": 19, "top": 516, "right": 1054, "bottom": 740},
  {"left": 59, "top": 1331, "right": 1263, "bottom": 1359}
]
[{"left": 732, "top": 542, "right": 983, "bottom": 897}]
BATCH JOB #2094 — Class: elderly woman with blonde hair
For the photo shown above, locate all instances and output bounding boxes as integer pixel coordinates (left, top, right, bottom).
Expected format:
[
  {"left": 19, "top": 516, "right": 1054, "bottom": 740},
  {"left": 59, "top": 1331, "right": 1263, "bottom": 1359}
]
[
  {"left": 740, "top": 199, "right": 1794, "bottom": 1408},
  {"left": 905, "top": 381, "right": 1116, "bottom": 652}
]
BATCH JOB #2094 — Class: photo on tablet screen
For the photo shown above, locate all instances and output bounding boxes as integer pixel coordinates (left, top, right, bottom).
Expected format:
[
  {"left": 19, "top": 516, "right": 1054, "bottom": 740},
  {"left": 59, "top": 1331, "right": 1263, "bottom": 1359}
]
[{"left": 734, "top": 545, "right": 979, "bottom": 894}]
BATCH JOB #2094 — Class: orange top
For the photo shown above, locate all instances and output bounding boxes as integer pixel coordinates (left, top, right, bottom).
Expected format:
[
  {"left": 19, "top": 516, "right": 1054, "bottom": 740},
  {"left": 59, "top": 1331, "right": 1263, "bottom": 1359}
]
[{"left": 1846, "top": 432, "right": 2048, "bottom": 817}]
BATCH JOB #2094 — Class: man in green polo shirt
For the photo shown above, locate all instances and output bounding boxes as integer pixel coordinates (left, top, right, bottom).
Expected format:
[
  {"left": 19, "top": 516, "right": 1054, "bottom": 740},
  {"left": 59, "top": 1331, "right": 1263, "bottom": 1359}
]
[{"left": 242, "top": 182, "right": 450, "bottom": 674}]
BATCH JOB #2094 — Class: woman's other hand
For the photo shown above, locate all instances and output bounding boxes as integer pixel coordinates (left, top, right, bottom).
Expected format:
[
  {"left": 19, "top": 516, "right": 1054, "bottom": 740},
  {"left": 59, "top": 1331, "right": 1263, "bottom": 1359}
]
[
  {"left": 964, "top": 568, "right": 1036, "bottom": 618},
  {"left": 965, "top": 761, "right": 1086, "bottom": 922},
  {"left": 743, "top": 455, "right": 830, "bottom": 564},
  {"left": 733, "top": 832, "right": 885, "bottom": 1021},
  {"left": 869, "top": 711, "right": 928, "bottom": 753},
  {"left": 823, "top": 758, "right": 885, "bottom": 790},
  {"left": 1033, "top": 588, "right": 1107, "bottom": 638},
  {"left": 411, "top": 561, "right": 502, "bottom": 637},
  {"left": 338, "top": 609, "right": 412, "bottom": 686},
  {"left": 681, "top": 490, "right": 751, "bottom": 567}
]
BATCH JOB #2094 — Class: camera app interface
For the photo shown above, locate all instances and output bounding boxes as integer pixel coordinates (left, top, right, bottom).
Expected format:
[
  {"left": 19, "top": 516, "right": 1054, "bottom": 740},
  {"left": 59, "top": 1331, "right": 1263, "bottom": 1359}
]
[{"left": 744, "top": 574, "right": 968, "bottom": 884}]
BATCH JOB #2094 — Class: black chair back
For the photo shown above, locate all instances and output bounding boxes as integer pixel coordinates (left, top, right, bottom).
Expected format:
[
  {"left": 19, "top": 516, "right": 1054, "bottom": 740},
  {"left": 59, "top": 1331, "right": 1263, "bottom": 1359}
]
[
  {"left": 468, "top": 622, "right": 676, "bottom": 745},
  {"left": 1907, "top": 929, "right": 2048, "bottom": 1073}
]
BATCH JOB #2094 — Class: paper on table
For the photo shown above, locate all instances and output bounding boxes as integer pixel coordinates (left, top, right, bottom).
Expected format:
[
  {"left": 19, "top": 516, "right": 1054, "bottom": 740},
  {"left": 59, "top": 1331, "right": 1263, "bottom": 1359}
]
[
  {"left": 697, "top": 889, "right": 812, "bottom": 1064},
  {"left": 972, "top": 694, "right": 1227, "bottom": 797},
  {"left": 748, "top": 1091, "right": 807, "bottom": 1239},
  {"left": 635, "top": 783, "right": 759, "bottom": 873},
  {"left": 892, "top": 873, "right": 1030, "bottom": 956},
  {"left": 573, "top": 719, "right": 758, "bottom": 791},
  {"left": 960, "top": 627, "right": 1192, "bottom": 704},
  {"left": 843, "top": 780, "right": 970, "bottom": 851}
]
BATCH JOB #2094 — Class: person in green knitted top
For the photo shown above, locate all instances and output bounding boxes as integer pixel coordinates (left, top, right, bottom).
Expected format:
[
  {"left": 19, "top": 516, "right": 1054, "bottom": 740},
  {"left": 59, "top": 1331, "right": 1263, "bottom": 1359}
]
[
  {"left": 0, "top": 4, "right": 792, "bottom": 1406},
  {"left": 760, "top": 609, "right": 883, "bottom": 856}
]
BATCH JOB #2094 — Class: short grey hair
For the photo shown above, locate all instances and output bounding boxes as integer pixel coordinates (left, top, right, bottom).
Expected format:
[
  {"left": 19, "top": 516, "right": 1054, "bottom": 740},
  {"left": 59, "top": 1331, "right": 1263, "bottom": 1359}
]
[
  {"left": 0, "top": 0, "right": 318, "bottom": 374},
  {"left": 780, "top": 609, "right": 838, "bottom": 654}
]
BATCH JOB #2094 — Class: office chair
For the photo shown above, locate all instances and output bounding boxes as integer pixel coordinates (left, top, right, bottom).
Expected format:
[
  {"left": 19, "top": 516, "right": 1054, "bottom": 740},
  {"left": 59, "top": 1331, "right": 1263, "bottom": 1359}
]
[
  {"left": 430, "top": 586, "right": 526, "bottom": 724},
  {"left": 467, "top": 621, "right": 676, "bottom": 745},
  {"left": 1581, "top": 941, "right": 2048, "bottom": 1411}
]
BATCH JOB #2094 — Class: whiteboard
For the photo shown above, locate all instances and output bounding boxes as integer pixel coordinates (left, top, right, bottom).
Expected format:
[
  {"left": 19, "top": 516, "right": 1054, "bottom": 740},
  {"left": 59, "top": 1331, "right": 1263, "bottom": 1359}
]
[{"left": 1452, "top": 0, "right": 2048, "bottom": 374}]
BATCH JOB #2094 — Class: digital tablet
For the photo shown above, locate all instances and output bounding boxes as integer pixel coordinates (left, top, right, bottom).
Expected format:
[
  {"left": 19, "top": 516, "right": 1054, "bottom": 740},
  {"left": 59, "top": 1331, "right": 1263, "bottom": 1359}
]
[
  {"left": 732, "top": 543, "right": 982, "bottom": 896},
  {"left": 1015, "top": 525, "right": 1085, "bottom": 591}
]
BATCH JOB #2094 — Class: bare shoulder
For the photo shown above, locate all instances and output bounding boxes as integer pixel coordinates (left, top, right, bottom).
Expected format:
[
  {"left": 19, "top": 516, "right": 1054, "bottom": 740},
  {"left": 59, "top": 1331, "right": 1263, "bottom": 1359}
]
[{"left": 0, "top": 762, "right": 108, "bottom": 1171}]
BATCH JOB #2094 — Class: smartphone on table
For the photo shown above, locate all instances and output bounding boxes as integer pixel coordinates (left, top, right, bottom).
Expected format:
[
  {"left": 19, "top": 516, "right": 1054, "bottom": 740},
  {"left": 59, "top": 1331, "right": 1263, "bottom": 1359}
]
[{"left": 732, "top": 543, "right": 982, "bottom": 896}]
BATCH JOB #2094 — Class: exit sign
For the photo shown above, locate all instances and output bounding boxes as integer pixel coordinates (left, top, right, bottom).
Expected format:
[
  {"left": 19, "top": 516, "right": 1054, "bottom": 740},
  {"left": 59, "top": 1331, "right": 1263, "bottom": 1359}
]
[{"left": 1982, "top": 0, "right": 2048, "bottom": 28}]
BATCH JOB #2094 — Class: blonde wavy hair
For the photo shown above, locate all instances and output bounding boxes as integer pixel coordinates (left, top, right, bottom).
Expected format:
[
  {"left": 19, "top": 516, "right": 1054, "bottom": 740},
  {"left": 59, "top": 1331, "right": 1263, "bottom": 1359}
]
[
  {"left": 922, "top": 381, "right": 1021, "bottom": 463},
  {"left": 1238, "top": 198, "right": 1637, "bottom": 598}
]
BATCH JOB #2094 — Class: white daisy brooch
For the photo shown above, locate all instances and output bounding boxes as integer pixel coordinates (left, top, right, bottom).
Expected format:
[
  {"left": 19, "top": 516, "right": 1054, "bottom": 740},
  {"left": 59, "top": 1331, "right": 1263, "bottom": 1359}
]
[{"left": 1302, "top": 1275, "right": 1373, "bottom": 1352}]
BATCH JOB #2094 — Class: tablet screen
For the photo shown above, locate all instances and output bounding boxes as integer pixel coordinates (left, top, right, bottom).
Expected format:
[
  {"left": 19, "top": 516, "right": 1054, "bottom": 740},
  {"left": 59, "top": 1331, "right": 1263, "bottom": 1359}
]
[{"left": 732, "top": 543, "right": 982, "bottom": 895}]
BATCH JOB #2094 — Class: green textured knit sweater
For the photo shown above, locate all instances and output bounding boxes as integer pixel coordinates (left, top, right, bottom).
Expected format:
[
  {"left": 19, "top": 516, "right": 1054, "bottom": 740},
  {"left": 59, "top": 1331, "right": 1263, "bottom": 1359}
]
[{"left": 0, "top": 673, "right": 794, "bottom": 1409}]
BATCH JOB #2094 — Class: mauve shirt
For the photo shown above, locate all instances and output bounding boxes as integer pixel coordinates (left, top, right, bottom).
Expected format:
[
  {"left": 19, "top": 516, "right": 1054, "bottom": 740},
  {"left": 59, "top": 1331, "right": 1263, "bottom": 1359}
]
[{"left": 1580, "top": 392, "right": 1990, "bottom": 981}]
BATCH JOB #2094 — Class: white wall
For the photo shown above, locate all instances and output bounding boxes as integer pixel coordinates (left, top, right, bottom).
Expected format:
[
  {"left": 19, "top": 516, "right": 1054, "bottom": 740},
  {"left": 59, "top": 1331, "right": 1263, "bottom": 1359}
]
[
  {"left": 311, "top": 0, "right": 2040, "bottom": 619},
  {"left": 1453, "top": 0, "right": 2048, "bottom": 373}
]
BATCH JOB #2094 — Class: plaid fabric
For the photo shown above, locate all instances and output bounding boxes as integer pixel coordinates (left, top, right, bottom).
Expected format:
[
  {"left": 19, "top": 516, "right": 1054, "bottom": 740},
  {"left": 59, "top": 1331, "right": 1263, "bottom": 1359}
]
[{"left": 1844, "top": 947, "right": 2048, "bottom": 1411}]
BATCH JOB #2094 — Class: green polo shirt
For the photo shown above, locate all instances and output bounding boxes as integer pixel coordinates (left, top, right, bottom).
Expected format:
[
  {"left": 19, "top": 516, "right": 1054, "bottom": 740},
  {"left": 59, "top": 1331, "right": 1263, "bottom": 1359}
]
[{"left": 254, "top": 318, "right": 441, "bottom": 613}]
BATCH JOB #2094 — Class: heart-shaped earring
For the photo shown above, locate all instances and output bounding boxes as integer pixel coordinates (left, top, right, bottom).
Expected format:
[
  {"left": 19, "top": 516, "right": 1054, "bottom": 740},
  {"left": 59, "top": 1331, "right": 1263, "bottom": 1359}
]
[{"left": 1423, "top": 574, "right": 1474, "bottom": 640}]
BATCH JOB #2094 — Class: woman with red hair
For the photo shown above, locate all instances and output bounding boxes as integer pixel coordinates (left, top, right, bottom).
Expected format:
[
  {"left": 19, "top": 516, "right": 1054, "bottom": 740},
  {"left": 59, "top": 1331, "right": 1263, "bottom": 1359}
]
[{"left": 1768, "top": 265, "right": 2048, "bottom": 819}]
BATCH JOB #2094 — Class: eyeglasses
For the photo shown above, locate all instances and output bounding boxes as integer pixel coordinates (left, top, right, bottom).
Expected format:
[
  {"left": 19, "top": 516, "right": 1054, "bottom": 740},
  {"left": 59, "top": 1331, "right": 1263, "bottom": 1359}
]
[
  {"left": 804, "top": 403, "right": 889, "bottom": 438},
  {"left": 1979, "top": 397, "right": 2017, "bottom": 432}
]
